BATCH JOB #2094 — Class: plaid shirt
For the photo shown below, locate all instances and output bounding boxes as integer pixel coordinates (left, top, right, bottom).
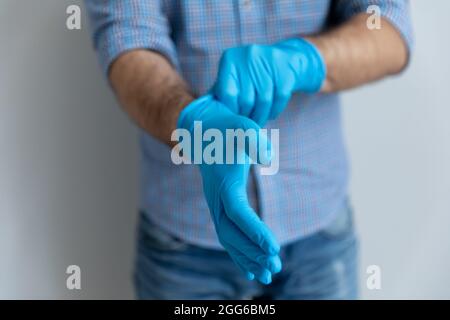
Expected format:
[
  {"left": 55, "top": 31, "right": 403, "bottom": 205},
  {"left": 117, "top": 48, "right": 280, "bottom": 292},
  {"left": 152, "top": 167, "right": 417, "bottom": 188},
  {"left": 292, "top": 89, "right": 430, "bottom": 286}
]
[{"left": 86, "top": 0, "right": 413, "bottom": 248}]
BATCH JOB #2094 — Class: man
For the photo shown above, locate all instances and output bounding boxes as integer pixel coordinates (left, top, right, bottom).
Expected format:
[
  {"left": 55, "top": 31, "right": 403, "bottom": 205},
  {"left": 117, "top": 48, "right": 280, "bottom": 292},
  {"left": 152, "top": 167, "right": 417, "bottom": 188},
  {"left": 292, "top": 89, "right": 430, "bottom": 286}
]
[{"left": 86, "top": 0, "right": 412, "bottom": 299}]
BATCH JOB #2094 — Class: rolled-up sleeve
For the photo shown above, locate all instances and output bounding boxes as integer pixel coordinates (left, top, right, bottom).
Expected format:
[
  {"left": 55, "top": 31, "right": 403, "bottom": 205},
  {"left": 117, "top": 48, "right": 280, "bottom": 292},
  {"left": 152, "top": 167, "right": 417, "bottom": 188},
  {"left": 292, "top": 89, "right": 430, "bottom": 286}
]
[
  {"left": 332, "top": 0, "right": 414, "bottom": 53},
  {"left": 84, "top": 0, "right": 178, "bottom": 76}
]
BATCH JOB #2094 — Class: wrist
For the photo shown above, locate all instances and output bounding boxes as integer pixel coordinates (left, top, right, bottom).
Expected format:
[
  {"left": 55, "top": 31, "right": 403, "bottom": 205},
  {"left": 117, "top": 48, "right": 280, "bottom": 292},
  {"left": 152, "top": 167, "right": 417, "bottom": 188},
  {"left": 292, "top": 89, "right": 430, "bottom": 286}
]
[
  {"left": 276, "top": 38, "right": 327, "bottom": 93},
  {"left": 177, "top": 95, "right": 211, "bottom": 132}
]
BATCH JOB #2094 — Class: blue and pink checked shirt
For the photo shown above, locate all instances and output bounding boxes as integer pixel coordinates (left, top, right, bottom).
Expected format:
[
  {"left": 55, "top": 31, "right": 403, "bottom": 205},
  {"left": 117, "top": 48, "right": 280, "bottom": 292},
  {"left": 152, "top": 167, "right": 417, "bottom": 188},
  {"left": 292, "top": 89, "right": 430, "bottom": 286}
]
[{"left": 86, "top": 0, "right": 413, "bottom": 249}]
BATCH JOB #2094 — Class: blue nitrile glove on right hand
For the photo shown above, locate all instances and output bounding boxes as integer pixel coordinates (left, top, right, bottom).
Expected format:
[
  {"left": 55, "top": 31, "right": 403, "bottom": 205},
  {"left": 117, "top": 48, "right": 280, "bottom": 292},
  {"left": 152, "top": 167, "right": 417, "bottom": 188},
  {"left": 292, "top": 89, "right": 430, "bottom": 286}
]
[
  {"left": 177, "top": 95, "right": 282, "bottom": 284},
  {"left": 212, "top": 38, "right": 326, "bottom": 126}
]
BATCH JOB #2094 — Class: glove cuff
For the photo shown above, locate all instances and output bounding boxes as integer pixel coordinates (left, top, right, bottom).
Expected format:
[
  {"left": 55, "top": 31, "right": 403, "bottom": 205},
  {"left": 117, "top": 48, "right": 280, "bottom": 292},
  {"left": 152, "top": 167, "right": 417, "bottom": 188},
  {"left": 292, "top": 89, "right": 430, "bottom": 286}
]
[
  {"left": 177, "top": 95, "right": 213, "bottom": 131},
  {"left": 276, "top": 38, "right": 327, "bottom": 93}
]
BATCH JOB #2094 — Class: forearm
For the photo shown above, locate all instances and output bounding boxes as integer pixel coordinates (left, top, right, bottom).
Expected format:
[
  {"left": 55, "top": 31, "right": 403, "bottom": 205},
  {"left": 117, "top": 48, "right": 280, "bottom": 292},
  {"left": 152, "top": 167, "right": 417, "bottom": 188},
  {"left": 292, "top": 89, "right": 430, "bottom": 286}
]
[
  {"left": 109, "top": 50, "right": 194, "bottom": 146},
  {"left": 308, "top": 13, "right": 409, "bottom": 93}
]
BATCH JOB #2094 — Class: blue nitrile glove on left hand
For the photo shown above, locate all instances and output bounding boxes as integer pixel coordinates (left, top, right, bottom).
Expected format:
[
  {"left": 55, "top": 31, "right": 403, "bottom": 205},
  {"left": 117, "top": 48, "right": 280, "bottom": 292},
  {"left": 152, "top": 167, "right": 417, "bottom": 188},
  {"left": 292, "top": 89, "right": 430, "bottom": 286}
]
[
  {"left": 177, "top": 95, "right": 282, "bottom": 284},
  {"left": 213, "top": 38, "right": 326, "bottom": 126}
]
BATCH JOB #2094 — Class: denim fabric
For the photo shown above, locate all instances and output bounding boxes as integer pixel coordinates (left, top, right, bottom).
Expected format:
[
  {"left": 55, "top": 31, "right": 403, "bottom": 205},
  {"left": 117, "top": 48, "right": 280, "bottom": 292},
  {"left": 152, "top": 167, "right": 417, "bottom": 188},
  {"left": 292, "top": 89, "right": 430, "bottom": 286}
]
[{"left": 134, "top": 201, "right": 359, "bottom": 300}]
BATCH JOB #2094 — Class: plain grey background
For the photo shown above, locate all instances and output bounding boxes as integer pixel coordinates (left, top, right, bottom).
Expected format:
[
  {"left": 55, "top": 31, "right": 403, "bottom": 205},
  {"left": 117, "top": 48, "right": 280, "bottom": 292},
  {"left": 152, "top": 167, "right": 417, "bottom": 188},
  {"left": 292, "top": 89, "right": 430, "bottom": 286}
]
[{"left": 1, "top": 0, "right": 449, "bottom": 299}]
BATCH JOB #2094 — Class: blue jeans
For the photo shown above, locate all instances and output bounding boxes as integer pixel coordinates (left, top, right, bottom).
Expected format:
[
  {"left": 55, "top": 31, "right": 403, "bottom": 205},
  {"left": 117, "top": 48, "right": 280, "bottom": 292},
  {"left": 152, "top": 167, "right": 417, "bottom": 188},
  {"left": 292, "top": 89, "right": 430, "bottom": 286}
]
[{"left": 134, "top": 202, "right": 359, "bottom": 300}]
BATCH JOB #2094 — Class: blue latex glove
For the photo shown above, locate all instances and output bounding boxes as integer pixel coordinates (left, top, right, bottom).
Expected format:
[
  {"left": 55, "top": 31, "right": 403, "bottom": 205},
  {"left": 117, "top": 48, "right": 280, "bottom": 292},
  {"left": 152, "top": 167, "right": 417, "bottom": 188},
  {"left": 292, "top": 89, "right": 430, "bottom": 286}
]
[
  {"left": 177, "top": 95, "right": 282, "bottom": 284},
  {"left": 213, "top": 38, "right": 326, "bottom": 126}
]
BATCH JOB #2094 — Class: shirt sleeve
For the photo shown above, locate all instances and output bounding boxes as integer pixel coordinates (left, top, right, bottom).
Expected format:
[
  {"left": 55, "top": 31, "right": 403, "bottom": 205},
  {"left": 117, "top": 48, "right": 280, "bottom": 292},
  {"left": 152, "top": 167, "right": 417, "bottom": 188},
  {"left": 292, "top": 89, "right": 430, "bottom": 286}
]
[
  {"left": 331, "top": 0, "right": 414, "bottom": 53},
  {"left": 84, "top": 0, "right": 179, "bottom": 76}
]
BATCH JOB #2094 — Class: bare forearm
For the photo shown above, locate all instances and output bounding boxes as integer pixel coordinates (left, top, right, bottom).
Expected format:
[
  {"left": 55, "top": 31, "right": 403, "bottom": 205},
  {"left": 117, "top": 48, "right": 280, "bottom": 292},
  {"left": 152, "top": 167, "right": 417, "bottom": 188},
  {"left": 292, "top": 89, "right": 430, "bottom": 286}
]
[
  {"left": 308, "top": 14, "right": 408, "bottom": 93},
  {"left": 109, "top": 50, "right": 194, "bottom": 146}
]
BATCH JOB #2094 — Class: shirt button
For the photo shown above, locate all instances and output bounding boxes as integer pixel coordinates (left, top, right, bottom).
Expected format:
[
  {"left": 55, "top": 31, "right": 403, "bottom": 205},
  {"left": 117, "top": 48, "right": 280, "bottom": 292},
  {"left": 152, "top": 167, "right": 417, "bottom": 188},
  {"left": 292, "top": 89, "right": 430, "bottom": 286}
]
[{"left": 242, "top": 0, "right": 251, "bottom": 9}]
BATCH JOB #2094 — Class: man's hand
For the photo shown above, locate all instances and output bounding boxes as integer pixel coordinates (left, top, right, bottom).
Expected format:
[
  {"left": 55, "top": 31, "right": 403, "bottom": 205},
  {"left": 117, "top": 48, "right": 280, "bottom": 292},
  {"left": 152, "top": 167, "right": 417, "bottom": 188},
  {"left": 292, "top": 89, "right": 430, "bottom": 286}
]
[
  {"left": 212, "top": 39, "right": 326, "bottom": 126},
  {"left": 177, "top": 95, "right": 282, "bottom": 284}
]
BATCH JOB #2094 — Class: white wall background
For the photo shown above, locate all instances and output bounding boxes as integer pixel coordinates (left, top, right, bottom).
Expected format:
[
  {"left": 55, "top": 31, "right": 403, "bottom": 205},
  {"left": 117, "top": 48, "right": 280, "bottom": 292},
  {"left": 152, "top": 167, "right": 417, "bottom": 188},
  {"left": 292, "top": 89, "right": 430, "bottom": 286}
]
[{"left": 0, "top": 0, "right": 449, "bottom": 299}]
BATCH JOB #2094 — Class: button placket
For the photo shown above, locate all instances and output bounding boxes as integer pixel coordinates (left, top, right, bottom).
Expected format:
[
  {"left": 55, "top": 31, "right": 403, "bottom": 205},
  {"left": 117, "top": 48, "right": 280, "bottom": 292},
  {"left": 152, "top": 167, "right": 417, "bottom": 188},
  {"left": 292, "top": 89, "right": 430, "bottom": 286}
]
[{"left": 237, "top": 0, "right": 255, "bottom": 44}]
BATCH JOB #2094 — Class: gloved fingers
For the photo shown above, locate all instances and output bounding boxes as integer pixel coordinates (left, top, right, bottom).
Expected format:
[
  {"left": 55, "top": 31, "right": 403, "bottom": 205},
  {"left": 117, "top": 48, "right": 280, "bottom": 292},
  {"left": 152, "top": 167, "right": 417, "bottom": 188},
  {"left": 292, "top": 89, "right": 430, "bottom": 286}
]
[
  {"left": 250, "top": 76, "right": 274, "bottom": 127},
  {"left": 226, "top": 245, "right": 272, "bottom": 284},
  {"left": 218, "top": 210, "right": 280, "bottom": 273},
  {"left": 269, "top": 74, "right": 295, "bottom": 120},
  {"left": 221, "top": 184, "right": 280, "bottom": 257},
  {"left": 228, "top": 241, "right": 277, "bottom": 282},
  {"left": 225, "top": 221, "right": 281, "bottom": 274},
  {"left": 238, "top": 74, "right": 256, "bottom": 117},
  {"left": 237, "top": 117, "right": 272, "bottom": 165},
  {"left": 227, "top": 251, "right": 255, "bottom": 281},
  {"left": 214, "top": 57, "right": 240, "bottom": 114}
]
